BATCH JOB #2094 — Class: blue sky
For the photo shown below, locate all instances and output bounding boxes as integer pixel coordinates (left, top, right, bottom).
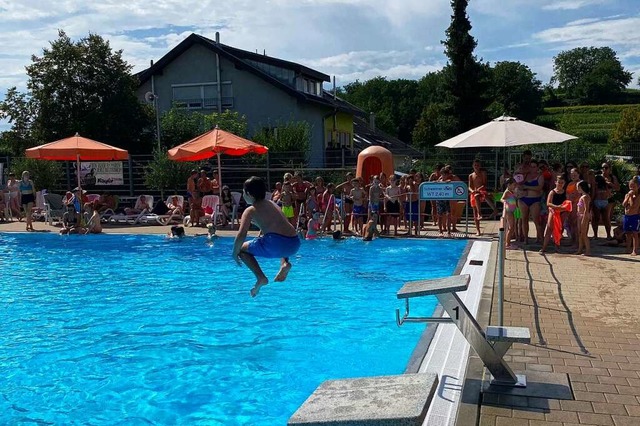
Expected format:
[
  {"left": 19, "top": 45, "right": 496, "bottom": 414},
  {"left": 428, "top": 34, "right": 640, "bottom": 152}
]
[{"left": 1, "top": 0, "right": 639, "bottom": 131}]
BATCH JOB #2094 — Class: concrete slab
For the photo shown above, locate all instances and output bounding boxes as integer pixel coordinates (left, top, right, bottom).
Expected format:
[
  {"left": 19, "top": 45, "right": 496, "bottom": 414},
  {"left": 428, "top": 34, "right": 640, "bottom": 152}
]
[{"left": 288, "top": 373, "right": 439, "bottom": 426}]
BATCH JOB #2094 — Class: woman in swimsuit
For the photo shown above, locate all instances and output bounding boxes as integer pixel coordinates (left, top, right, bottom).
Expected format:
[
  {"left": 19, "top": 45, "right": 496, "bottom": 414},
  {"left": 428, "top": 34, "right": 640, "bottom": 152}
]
[
  {"left": 19, "top": 170, "right": 36, "bottom": 231},
  {"left": 517, "top": 159, "right": 543, "bottom": 245},
  {"left": 591, "top": 174, "right": 611, "bottom": 240},
  {"left": 5, "top": 172, "right": 22, "bottom": 219}
]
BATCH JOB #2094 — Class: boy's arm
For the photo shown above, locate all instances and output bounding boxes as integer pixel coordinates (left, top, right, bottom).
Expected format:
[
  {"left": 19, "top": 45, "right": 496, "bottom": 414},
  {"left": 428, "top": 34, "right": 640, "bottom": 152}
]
[{"left": 232, "top": 207, "right": 254, "bottom": 263}]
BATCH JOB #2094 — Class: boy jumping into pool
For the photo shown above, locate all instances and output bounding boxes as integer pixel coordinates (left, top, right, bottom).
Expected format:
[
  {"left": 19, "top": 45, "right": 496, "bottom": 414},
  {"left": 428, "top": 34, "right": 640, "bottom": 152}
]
[{"left": 232, "top": 176, "right": 301, "bottom": 297}]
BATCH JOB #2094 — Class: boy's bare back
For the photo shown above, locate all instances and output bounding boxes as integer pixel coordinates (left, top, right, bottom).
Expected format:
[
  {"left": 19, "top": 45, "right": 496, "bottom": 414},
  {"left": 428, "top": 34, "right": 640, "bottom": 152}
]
[{"left": 243, "top": 200, "right": 297, "bottom": 237}]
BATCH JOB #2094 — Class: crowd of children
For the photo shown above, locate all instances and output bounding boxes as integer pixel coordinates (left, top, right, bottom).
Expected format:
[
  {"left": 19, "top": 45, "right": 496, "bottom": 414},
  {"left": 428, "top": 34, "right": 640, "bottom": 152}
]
[{"left": 496, "top": 151, "right": 640, "bottom": 256}]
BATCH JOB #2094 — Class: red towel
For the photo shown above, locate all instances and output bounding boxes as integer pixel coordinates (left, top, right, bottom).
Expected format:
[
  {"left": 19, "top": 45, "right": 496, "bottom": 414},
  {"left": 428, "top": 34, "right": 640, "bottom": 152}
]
[{"left": 552, "top": 200, "right": 572, "bottom": 246}]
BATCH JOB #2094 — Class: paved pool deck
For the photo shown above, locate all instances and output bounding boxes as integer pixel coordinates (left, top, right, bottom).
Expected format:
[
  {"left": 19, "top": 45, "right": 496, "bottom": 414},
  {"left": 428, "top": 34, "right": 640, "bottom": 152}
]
[
  {"left": 2, "top": 218, "right": 639, "bottom": 425},
  {"left": 475, "top": 220, "right": 640, "bottom": 426}
]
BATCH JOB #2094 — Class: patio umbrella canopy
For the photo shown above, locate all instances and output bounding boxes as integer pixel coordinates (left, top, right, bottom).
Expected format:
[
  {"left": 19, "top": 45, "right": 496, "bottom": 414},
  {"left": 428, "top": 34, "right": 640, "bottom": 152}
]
[
  {"left": 25, "top": 133, "right": 129, "bottom": 190},
  {"left": 167, "top": 127, "right": 268, "bottom": 194},
  {"left": 435, "top": 115, "right": 577, "bottom": 149}
]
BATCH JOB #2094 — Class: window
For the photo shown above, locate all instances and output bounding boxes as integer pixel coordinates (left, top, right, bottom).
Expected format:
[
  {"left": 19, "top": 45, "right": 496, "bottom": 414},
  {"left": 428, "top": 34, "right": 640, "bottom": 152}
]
[
  {"left": 296, "top": 77, "right": 321, "bottom": 96},
  {"left": 326, "top": 130, "right": 351, "bottom": 148},
  {"left": 172, "top": 82, "right": 233, "bottom": 110}
]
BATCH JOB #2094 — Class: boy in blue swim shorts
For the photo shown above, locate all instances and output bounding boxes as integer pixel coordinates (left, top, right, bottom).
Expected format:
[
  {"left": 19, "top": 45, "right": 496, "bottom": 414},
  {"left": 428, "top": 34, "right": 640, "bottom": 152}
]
[
  {"left": 233, "top": 176, "right": 301, "bottom": 297},
  {"left": 622, "top": 178, "right": 640, "bottom": 256}
]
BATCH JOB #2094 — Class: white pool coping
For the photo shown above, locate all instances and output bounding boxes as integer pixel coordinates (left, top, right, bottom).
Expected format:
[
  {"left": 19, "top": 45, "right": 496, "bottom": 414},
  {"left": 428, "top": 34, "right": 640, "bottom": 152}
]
[{"left": 419, "top": 240, "right": 492, "bottom": 426}]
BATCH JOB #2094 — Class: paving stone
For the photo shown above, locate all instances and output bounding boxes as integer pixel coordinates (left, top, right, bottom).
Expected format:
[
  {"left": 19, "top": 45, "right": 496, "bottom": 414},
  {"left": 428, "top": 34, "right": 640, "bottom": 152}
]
[
  {"left": 605, "top": 394, "right": 640, "bottom": 405},
  {"left": 576, "top": 412, "right": 614, "bottom": 425},
  {"left": 573, "top": 391, "right": 606, "bottom": 402},
  {"left": 591, "top": 402, "right": 628, "bottom": 415},
  {"left": 477, "top": 225, "right": 640, "bottom": 425}
]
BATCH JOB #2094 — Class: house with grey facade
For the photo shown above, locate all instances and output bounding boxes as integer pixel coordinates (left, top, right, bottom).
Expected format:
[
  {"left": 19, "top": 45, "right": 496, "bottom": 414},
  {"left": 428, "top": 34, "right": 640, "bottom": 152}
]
[{"left": 136, "top": 33, "right": 366, "bottom": 167}]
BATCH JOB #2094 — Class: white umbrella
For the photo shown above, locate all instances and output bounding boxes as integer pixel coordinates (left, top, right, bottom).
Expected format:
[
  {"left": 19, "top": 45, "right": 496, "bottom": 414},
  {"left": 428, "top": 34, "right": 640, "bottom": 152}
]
[{"left": 435, "top": 115, "right": 577, "bottom": 149}]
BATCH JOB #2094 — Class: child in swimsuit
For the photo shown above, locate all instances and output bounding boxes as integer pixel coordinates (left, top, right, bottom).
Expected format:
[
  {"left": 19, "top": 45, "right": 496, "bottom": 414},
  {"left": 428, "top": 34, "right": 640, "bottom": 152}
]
[
  {"left": 233, "top": 176, "right": 301, "bottom": 297},
  {"left": 591, "top": 174, "right": 611, "bottom": 240},
  {"left": 280, "top": 182, "right": 295, "bottom": 226},
  {"left": 350, "top": 179, "right": 366, "bottom": 233},
  {"left": 501, "top": 178, "right": 518, "bottom": 249},
  {"left": 575, "top": 180, "right": 591, "bottom": 256},
  {"left": 622, "top": 178, "right": 640, "bottom": 256},
  {"left": 540, "top": 175, "right": 569, "bottom": 254}
]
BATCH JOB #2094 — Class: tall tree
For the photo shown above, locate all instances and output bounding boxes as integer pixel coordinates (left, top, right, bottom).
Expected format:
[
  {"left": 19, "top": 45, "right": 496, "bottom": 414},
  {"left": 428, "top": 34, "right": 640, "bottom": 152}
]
[
  {"left": 488, "top": 61, "right": 543, "bottom": 121},
  {"left": 551, "top": 46, "right": 632, "bottom": 104},
  {"left": 1, "top": 30, "right": 154, "bottom": 154},
  {"left": 440, "top": 0, "right": 489, "bottom": 134},
  {"left": 338, "top": 77, "right": 421, "bottom": 142}
]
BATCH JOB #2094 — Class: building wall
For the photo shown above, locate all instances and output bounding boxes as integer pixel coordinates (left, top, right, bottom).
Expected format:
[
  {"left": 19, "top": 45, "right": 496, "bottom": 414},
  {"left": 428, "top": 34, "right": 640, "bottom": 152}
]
[
  {"left": 324, "top": 111, "right": 354, "bottom": 149},
  {"left": 137, "top": 44, "right": 338, "bottom": 166}
]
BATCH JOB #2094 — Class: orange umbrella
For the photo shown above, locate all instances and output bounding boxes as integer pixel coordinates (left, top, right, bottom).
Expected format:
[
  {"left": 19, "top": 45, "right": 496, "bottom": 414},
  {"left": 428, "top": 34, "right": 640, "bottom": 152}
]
[
  {"left": 167, "top": 126, "right": 268, "bottom": 195},
  {"left": 25, "top": 132, "right": 129, "bottom": 190}
]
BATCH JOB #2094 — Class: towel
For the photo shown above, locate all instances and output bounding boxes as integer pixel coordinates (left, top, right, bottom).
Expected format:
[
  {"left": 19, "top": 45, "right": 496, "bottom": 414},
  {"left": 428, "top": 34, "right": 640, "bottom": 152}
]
[{"left": 552, "top": 200, "right": 572, "bottom": 246}]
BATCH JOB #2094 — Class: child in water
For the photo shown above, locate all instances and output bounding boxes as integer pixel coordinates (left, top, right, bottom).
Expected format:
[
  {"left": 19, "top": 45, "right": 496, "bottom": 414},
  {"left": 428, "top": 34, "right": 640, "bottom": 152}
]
[
  {"left": 306, "top": 211, "right": 321, "bottom": 240},
  {"left": 232, "top": 176, "right": 301, "bottom": 297}
]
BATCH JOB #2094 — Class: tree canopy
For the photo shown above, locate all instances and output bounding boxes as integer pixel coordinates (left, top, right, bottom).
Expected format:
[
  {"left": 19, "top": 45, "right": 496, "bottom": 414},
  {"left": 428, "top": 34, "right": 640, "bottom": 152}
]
[
  {"left": 487, "top": 61, "right": 543, "bottom": 121},
  {"left": 551, "top": 46, "right": 632, "bottom": 104},
  {"left": 0, "top": 30, "right": 154, "bottom": 155}
]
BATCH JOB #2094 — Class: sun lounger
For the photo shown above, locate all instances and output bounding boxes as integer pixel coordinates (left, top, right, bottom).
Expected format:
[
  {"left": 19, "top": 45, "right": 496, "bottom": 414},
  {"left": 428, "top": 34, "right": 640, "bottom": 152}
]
[
  {"left": 44, "top": 193, "right": 65, "bottom": 225},
  {"left": 139, "top": 195, "right": 184, "bottom": 226},
  {"left": 108, "top": 195, "right": 153, "bottom": 224}
]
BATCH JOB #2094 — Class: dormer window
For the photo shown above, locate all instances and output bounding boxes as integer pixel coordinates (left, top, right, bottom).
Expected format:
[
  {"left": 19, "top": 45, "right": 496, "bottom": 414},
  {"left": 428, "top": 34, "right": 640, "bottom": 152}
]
[{"left": 297, "top": 77, "right": 321, "bottom": 96}]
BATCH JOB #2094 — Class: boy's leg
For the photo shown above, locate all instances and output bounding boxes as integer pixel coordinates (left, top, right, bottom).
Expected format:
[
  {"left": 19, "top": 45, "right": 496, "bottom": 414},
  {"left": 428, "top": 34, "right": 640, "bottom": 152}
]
[
  {"left": 238, "top": 246, "right": 269, "bottom": 297},
  {"left": 275, "top": 257, "right": 292, "bottom": 282}
]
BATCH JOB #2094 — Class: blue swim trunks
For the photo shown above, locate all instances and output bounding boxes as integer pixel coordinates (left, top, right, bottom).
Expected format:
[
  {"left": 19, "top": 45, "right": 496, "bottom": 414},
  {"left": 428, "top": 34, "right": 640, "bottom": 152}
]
[
  {"left": 247, "top": 233, "right": 301, "bottom": 258},
  {"left": 623, "top": 214, "right": 640, "bottom": 232},
  {"left": 369, "top": 202, "right": 379, "bottom": 213},
  {"left": 353, "top": 205, "right": 366, "bottom": 216}
]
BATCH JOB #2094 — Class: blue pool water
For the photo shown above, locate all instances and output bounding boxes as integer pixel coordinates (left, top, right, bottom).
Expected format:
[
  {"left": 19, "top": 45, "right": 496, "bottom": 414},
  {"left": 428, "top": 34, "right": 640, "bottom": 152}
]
[{"left": 0, "top": 233, "right": 466, "bottom": 424}]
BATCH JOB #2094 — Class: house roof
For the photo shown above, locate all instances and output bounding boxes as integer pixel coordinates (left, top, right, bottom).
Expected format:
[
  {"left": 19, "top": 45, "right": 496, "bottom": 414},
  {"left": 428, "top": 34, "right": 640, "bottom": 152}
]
[
  {"left": 353, "top": 115, "right": 423, "bottom": 158},
  {"left": 136, "top": 33, "right": 360, "bottom": 114}
]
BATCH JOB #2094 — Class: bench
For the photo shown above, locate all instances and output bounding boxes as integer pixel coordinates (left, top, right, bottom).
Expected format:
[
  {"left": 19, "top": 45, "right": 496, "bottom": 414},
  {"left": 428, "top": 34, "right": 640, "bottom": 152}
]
[{"left": 396, "top": 274, "right": 530, "bottom": 387}]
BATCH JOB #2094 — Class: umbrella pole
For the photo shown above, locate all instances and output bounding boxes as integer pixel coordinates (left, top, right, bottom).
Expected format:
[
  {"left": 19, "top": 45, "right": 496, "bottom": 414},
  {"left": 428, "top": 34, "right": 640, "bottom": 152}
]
[
  {"left": 217, "top": 153, "right": 223, "bottom": 197},
  {"left": 76, "top": 154, "right": 82, "bottom": 191}
]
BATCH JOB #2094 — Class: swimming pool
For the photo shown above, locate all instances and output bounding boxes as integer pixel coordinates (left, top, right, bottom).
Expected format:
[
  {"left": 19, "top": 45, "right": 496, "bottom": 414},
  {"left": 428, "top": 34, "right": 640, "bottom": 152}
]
[{"left": 0, "top": 233, "right": 467, "bottom": 424}]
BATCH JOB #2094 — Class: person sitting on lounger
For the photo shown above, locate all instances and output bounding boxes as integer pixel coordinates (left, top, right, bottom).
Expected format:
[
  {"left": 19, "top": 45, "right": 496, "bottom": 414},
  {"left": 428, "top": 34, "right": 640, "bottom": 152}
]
[{"left": 125, "top": 195, "right": 148, "bottom": 215}]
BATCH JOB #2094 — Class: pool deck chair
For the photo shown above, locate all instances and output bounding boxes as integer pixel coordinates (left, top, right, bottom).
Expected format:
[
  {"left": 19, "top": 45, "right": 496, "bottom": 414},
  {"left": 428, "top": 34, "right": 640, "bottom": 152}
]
[
  {"left": 108, "top": 195, "right": 154, "bottom": 225},
  {"left": 44, "top": 193, "right": 65, "bottom": 225},
  {"left": 140, "top": 195, "right": 184, "bottom": 226},
  {"left": 396, "top": 274, "right": 531, "bottom": 387}
]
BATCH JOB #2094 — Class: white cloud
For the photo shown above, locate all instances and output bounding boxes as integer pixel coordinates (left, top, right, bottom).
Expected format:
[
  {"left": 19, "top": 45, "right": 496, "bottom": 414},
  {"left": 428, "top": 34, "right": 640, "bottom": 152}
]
[
  {"left": 533, "top": 17, "right": 640, "bottom": 49},
  {"left": 542, "top": 0, "right": 608, "bottom": 11}
]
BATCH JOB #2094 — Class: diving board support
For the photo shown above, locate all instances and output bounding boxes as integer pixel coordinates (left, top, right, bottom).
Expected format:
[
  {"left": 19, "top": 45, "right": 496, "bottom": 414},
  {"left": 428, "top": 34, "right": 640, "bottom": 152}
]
[{"left": 396, "top": 274, "right": 530, "bottom": 387}]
